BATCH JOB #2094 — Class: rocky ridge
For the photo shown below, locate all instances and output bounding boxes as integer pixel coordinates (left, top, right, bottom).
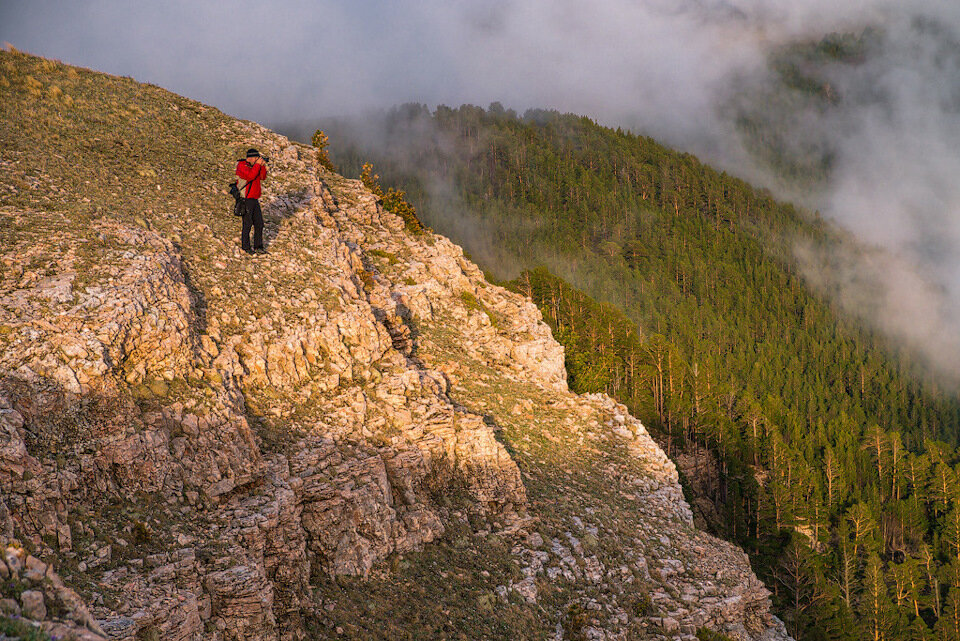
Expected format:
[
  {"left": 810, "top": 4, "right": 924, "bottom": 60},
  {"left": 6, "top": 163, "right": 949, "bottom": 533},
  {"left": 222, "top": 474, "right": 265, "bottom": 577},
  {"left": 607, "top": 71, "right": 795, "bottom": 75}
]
[{"left": 0, "top": 51, "right": 789, "bottom": 640}]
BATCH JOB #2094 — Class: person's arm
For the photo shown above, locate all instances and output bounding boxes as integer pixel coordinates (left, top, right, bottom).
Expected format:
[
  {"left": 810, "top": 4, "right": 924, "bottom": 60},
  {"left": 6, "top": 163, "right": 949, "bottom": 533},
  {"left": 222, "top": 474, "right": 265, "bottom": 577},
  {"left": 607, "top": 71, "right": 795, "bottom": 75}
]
[{"left": 236, "top": 161, "right": 260, "bottom": 181}]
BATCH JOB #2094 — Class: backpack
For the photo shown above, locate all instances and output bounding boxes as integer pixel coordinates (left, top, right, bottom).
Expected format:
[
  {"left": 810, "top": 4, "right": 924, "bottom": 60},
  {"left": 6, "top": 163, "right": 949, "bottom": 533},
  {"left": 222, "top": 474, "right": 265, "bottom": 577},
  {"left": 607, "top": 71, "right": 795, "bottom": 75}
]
[{"left": 228, "top": 180, "right": 245, "bottom": 216}]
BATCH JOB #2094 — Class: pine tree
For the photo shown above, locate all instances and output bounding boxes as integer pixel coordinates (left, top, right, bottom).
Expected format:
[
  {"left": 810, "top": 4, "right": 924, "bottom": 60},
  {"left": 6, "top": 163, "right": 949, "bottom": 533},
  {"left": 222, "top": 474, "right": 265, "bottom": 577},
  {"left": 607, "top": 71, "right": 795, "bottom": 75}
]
[
  {"left": 775, "top": 537, "right": 828, "bottom": 636},
  {"left": 858, "top": 553, "right": 898, "bottom": 641},
  {"left": 930, "top": 463, "right": 959, "bottom": 518},
  {"left": 943, "top": 502, "right": 960, "bottom": 564},
  {"left": 824, "top": 444, "right": 844, "bottom": 507},
  {"left": 891, "top": 556, "right": 926, "bottom": 619},
  {"left": 890, "top": 431, "right": 907, "bottom": 501},
  {"left": 920, "top": 543, "right": 943, "bottom": 619},
  {"left": 937, "top": 587, "right": 960, "bottom": 641},
  {"left": 863, "top": 425, "right": 889, "bottom": 498},
  {"left": 848, "top": 502, "right": 880, "bottom": 558},
  {"left": 833, "top": 522, "right": 858, "bottom": 610},
  {"left": 906, "top": 616, "right": 934, "bottom": 641},
  {"left": 907, "top": 453, "right": 931, "bottom": 501}
]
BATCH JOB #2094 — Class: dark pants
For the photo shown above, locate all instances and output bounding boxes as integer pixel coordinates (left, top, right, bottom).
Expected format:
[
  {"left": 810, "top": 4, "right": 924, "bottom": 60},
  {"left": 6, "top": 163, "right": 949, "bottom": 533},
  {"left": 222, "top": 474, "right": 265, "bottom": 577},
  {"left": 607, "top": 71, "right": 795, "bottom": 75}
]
[{"left": 241, "top": 198, "right": 263, "bottom": 250}]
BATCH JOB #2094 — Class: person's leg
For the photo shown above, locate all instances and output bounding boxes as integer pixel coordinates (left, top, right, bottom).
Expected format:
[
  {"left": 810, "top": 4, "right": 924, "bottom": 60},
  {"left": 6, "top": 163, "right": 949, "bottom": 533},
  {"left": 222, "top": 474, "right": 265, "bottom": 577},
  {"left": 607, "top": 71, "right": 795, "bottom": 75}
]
[
  {"left": 252, "top": 200, "right": 264, "bottom": 250},
  {"left": 241, "top": 199, "right": 254, "bottom": 251}
]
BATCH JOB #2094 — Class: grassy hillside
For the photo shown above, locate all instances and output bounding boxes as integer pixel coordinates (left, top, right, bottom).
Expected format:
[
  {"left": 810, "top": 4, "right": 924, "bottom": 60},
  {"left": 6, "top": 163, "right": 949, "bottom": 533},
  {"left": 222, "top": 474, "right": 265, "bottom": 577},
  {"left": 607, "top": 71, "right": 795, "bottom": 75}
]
[{"left": 312, "top": 104, "right": 960, "bottom": 639}]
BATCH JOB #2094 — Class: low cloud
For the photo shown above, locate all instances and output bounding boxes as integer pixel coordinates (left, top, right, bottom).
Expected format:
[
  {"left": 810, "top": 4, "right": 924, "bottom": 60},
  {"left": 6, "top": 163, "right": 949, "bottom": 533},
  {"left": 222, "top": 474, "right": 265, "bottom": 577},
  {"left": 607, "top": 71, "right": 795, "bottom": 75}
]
[{"left": 3, "top": 0, "right": 960, "bottom": 378}]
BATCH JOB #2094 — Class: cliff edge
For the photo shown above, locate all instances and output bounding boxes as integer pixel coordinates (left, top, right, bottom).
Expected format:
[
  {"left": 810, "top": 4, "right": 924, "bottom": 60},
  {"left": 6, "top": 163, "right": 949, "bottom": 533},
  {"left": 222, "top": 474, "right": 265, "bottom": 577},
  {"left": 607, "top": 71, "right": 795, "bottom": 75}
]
[{"left": 0, "top": 50, "right": 789, "bottom": 641}]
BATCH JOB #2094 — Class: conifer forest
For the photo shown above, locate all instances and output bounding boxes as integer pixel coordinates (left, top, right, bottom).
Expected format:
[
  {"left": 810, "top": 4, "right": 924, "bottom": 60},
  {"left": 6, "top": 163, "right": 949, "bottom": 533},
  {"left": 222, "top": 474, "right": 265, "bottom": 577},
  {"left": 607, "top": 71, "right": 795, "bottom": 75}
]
[{"left": 325, "top": 104, "right": 960, "bottom": 640}]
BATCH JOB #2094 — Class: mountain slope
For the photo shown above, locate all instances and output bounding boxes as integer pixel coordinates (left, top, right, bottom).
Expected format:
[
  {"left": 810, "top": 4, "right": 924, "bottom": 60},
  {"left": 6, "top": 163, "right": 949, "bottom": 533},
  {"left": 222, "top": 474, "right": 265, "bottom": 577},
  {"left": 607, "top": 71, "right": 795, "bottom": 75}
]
[
  {"left": 306, "top": 104, "right": 960, "bottom": 638},
  {"left": 0, "top": 50, "right": 788, "bottom": 640}
]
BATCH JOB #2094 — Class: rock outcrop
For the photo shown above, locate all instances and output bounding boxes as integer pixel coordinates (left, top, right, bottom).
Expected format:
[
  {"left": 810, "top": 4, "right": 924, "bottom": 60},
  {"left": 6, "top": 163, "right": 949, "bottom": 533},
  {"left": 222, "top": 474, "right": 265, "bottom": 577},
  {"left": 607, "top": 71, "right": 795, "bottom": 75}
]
[{"left": 0, "top": 51, "right": 789, "bottom": 641}]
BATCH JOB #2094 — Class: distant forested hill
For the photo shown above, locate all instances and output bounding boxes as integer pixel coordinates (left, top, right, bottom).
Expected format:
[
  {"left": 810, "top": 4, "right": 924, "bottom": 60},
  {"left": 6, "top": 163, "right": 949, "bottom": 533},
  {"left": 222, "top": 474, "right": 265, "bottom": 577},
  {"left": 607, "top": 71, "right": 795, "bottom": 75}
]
[{"left": 288, "top": 104, "right": 960, "bottom": 639}]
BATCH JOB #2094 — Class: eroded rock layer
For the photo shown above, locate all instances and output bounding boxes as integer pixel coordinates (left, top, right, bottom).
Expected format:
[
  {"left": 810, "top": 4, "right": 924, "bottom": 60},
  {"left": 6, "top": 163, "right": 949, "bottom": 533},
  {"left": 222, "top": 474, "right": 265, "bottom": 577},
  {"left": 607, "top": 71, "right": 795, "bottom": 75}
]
[{"left": 0, "top": 54, "right": 788, "bottom": 641}]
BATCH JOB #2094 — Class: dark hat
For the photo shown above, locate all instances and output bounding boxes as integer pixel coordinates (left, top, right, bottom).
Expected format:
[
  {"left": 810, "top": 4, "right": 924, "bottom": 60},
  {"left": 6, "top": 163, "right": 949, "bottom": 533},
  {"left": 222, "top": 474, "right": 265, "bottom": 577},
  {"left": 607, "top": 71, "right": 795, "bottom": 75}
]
[{"left": 246, "top": 148, "right": 260, "bottom": 158}]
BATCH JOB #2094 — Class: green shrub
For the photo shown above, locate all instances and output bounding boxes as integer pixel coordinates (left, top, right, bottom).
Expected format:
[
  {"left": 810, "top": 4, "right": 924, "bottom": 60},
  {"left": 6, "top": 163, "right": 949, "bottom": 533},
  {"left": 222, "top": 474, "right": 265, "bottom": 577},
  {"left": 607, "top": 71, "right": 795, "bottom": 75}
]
[
  {"left": 368, "top": 249, "right": 399, "bottom": 265},
  {"left": 137, "top": 625, "right": 161, "bottom": 641},
  {"left": 358, "top": 269, "right": 376, "bottom": 291},
  {"left": 459, "top": 291, "right": 481, "bottom": 311},
  {"left": 460, "top": 291, "right": 501, "bottom": 329},
  {"left": 634, "top": 590, "right": 653, "bottom": 616},
  {"left": 360, "top": 163, "right": 425, "bottom": 234},
  {"left": 131, "top": 520, "right": 152, "bottom": 545},
  {"left": 696, "top": 627, "right": 736, "bottom": 641},
  {"left": 563, "top": 603, "right": 588, "bottom": 640},
  {"left": 0, "top": 616, "right": 51, "bottom": 641},
  {"left": 311, "top": 129, "right": 336, "bottom": 172}
]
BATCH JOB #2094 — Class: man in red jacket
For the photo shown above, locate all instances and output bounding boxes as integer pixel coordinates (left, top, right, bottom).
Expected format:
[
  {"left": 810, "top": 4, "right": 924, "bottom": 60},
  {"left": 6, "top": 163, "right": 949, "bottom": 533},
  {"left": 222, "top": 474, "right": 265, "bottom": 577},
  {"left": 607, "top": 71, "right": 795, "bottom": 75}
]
[{"left": 236, "top": 148, "right": 268, "bottom": 254}]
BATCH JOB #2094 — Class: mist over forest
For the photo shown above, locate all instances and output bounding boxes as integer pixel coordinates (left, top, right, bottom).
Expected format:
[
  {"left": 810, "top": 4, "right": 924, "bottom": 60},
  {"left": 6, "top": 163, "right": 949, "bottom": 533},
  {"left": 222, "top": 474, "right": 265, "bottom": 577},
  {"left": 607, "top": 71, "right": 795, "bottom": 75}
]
[
  {"left": 4, "top": 1, "right": 959, "bottom": 376},
  {"left": 268, "top": 1, "right": 960, "bottom": 381}
]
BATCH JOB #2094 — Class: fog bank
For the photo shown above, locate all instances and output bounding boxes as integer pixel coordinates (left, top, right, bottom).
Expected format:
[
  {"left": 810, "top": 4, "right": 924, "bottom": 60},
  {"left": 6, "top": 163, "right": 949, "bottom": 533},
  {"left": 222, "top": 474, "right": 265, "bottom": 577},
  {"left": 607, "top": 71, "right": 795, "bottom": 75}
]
[{"left": 3, "top": 0, "right": 960, "bottom": 377}]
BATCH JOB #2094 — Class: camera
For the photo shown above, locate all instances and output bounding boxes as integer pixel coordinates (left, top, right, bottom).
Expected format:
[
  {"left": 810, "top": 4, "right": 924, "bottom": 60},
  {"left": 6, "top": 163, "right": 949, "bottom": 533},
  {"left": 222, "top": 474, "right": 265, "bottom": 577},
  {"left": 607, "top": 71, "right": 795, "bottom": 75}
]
[{"left": 260, "top": 155, "right": 270, "bottom": 163}]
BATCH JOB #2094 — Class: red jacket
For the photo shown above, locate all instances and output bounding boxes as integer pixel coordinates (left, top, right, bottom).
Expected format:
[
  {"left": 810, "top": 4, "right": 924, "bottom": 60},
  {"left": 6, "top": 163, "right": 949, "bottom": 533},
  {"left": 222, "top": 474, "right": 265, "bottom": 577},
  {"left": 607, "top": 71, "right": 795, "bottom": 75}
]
[{"left": 236, "top": 161, "right": 267, "bottom": 199}]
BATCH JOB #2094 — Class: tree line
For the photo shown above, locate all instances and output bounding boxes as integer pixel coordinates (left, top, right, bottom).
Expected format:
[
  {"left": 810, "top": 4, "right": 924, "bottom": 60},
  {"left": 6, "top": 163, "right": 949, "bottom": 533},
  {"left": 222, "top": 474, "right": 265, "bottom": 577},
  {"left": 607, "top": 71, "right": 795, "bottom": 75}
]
[{"left": 328, "top": 103, "right": 960, "bottom": 640}]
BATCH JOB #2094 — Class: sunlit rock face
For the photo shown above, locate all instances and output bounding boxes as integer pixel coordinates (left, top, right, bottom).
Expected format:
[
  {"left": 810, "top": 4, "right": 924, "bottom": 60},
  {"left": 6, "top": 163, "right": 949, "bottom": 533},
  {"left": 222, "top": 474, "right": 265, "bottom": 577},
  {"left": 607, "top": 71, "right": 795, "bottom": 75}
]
[{"left": 0, "top": 53, "right": 788, "bottom": 641}]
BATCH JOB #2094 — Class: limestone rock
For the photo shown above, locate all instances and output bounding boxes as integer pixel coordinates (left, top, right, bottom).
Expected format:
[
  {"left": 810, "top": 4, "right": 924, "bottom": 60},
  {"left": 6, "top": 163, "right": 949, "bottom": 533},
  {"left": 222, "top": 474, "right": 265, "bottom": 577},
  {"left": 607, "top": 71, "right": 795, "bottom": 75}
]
[
  {"left": 20, "top": 589, "right": 46, "bottom": 620},
  {"left": 0, "top": 72, "right": 789, "bottom": 641}
]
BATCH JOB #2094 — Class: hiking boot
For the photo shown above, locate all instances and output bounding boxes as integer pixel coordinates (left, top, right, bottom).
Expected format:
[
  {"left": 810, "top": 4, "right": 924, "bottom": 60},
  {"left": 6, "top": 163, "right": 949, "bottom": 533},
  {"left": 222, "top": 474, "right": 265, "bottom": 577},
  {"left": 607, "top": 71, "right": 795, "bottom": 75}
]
[
  {"left": 242, "top": 247, "right": 254, "bottom": 255},
  {"left": 254, "top": 247, "right": 268, "bottom": 255}
]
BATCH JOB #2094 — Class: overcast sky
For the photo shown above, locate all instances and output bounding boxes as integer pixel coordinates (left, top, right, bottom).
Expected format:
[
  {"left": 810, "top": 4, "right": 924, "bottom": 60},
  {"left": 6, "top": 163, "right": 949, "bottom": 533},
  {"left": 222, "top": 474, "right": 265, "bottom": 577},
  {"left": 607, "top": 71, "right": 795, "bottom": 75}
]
[
  {"left": 4, "top": 0, "right": 960, "bottom": 378},
  {"left": 0, "top": 1, "right": 904, "bottom": 126}
]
